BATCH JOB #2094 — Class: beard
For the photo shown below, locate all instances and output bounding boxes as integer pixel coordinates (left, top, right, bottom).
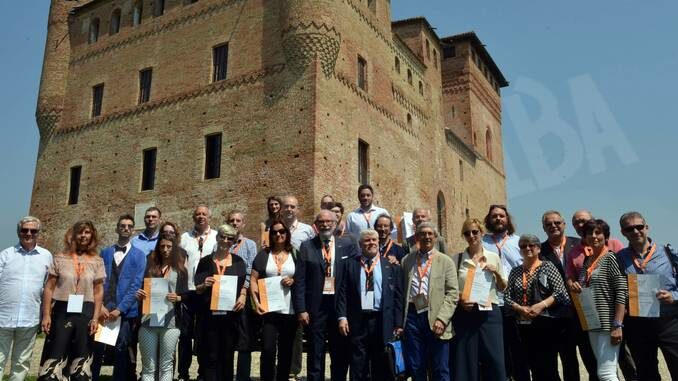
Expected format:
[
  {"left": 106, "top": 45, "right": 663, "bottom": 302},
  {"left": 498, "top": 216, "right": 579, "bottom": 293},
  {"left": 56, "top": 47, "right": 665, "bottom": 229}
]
[{"left": 318, "top": 229, "right": 334, "bottom": 241}]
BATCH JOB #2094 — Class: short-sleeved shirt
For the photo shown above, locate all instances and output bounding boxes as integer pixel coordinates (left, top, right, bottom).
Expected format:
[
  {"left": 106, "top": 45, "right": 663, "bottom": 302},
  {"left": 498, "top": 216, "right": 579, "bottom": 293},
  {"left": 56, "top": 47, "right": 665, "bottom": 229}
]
[{"left": 49, "top": 252, "right": 106, "bottom": 302}]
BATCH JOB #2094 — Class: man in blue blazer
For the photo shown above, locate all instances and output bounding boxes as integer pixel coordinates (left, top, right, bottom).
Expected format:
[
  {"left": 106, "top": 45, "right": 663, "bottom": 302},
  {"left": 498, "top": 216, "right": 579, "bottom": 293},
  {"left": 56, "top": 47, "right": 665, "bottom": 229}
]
[
  {"left": 92, "top": 214, "right": 147, "bottom": 381},
  {"left": 336, "top": 229, "right": 403, "bottom": 381},
  {"left": 294, "top": 210, "right": 358, "bottom": 381}
]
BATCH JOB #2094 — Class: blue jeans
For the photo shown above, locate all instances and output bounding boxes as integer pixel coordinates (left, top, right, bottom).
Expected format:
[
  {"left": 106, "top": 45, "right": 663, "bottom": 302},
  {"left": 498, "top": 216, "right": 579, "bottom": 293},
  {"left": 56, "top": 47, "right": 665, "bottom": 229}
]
[
  {"left": 92, "top": 317, "right": 133, "bottom": 381},
  {"left": 404, "top": 307, "right": 450, "bottom": 381}
]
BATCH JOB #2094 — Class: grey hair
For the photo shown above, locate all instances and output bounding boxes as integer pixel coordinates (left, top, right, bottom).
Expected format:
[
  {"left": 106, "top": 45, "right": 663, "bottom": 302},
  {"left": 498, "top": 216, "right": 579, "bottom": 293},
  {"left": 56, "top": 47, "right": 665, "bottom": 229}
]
[
  {"left": 359, "top": 229, "right": 379, "bottom": 241},
  {"left": 541, "top": 210, "right": 563, "bottom": 224},
  {"left": 17, "top": 216, "right": 41, "bottom": 234},
  {"left": 194, "top": 204, "right": 213, "bottom": 218},
  {"left": 619, "top": 211, "right": 646, "bottom": 227},
  {"left": 216, "top": 224, "right": 237, "bottom": 237},
  {"left": 315, "top": 209, "right": 337, "bottom": 222},
  {"left": 416, "top": 221, "right": 438, "bottom": 237},
  {"left": 518, "top": 234, "right": 541, "bottom": 246}
]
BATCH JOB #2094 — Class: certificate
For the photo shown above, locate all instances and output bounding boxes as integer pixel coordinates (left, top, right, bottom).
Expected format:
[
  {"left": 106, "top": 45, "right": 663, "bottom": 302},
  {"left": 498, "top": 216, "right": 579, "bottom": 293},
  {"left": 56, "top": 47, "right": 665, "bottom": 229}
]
[
  {"left": 142, "top": 278, "right": 173, "bottom": 326},
  {"left": 571, "top": 288, "right": 601, "bottom": 331},
  {"left": 461, "top": 265, "right": 494, "bottom": 308},
  {"left": 628, "top": 274, "right": 661, "bottom": 318},
  {"left": 258, "top": 276, "right": 287, "bottom": 313},
  {"left": 94, "top": 317, "right": 121, "bottom": 346},
  {"left": 210, "top": 275, "right": 238, "bottom": 312}
]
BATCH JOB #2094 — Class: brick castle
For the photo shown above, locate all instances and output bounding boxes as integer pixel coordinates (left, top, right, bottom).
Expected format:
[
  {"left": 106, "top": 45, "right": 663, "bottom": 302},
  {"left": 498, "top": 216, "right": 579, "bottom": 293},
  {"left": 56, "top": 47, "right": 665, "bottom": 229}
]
[{"left": 32, "top": 0, "right": 509, "bottom": 250}]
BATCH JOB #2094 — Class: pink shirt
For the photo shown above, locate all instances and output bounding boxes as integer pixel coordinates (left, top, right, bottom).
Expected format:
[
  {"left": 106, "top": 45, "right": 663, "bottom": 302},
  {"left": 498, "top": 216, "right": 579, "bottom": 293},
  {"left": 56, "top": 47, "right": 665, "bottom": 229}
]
[{"left": 565, "top": 238, "right": 625, "bottom": 280}]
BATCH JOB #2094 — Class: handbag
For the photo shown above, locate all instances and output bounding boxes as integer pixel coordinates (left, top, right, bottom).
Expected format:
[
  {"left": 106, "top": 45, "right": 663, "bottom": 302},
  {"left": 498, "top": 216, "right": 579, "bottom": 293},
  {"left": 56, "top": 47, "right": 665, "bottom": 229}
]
[{"left": 385, "top": 339, "right": 407, "bottom": 380}]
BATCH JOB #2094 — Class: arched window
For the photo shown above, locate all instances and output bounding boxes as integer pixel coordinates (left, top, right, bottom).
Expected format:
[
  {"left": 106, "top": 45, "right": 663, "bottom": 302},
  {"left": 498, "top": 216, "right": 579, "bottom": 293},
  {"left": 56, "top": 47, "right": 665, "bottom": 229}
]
[
  {"left": 394, "top": 57, "right": 400, "bottom": 74},
  {"left": 485, "top": 128, "right": 493, "bottom": 161},
  {"left": 109, "top": 9, "right": 121, "bottom": 35},
  {"left": 88, "top": 18, "right": 100, "bottom": 44},
  {"left": 133, "top": 1, "right": 143, "bottom": 26},
  {"left": 437, "top": 191, "right": 447, "bottom": 238}
]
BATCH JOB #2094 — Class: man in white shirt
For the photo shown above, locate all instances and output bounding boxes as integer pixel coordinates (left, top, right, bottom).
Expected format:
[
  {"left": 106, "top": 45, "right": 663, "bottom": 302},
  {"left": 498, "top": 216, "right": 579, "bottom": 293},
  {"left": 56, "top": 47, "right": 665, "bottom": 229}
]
[
  {"left": 281, "top": 196, "right": 316, "bottom": 250},
  {"left": 345, "top": 184, "right": 396, "bottom": 240},
  {"left": 0, "top": 216, "right": 52, "bottom": 381}
]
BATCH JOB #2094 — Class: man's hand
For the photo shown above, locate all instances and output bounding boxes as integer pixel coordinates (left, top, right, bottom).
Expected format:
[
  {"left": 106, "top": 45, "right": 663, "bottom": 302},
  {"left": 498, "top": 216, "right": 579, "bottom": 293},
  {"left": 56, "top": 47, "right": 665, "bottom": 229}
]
[
  {"left": 298, "top": 312, "right": 310, "bottom": 326},
  {"left": 657, "top": 290, "right": 674, "bottom": 304},
  {"left": 338, "top": 319, "right": 350, "bottom": 336},
  {"left": 387, "top": 255, "right": 400, "bottom": 265},
  {"left": 135, "top": 289, "right": 147, "bottom": 301},
  {"left": 100, "top": 306, "right": 110, "bottom": 321},
  {"left": 109, "top": 309, "right": 121, "bottom": 320},
  {"left": 432, "top": 319, "right": 446, "bottom": 337},
  {"left": 462, "top": 301, "right": 475, "bottom": 311}
]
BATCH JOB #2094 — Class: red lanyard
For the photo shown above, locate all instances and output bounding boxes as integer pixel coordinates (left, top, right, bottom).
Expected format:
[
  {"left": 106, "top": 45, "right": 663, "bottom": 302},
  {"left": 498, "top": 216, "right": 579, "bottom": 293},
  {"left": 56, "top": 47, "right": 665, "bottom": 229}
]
[
  {"left": 361, "top": 255, "right": 380, "bottom": 289},
  {"left": 584, "top": 245, "right": 608, "bottom": 285},
  {"left": 632, "top": 243, "right": 657, "bottom": 273},
  {"left": 381, "top": 240, "right": 394, "bottom": 258},
  {"left": 272, "top": 251, "right": 289, "bottom": 275},
  {"left": 213, "top": 255, "right": 231, "bottom": 275},
  {"left": 492, "top": 234, "right": 509, "bottom": 256},
  {"left": 416, "top": 253, "right": 434, "bottom": 294},
  {"left": 522, "top": 260, "right": 541, "bottom": 305},
  {"left": 71, "top": 254, "right": 85, "bottom": 294}
]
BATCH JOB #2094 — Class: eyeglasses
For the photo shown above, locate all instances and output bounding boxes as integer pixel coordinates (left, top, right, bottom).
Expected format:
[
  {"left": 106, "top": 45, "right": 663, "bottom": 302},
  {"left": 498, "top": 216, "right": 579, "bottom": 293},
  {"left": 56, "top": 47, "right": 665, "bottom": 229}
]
[
  {"left": 544, "top": 221, "right": 563, "bottom": 227},
  {"left": 622, "top": 224, "right": 646, "bottom": 234},
  {"left": 271, "top": 229, "right": 287, "bottom": 236},
  {"left": 573, "top": 219, "right": 590, "bottom": 225},
  {"left": 20, "top": 228, "right": 39, "bottom": 235},
  {"left": 462, "top": 229, "right": 480, "bottom": 237},
  {"left": 519, "top": 243, "right": 539, "bottom": 250},
  {"left": 118, "top": 224, "right": 134, "bottom": 229},
  {"left": 217, "top": 235, "right": 236, "bottom": 241}
]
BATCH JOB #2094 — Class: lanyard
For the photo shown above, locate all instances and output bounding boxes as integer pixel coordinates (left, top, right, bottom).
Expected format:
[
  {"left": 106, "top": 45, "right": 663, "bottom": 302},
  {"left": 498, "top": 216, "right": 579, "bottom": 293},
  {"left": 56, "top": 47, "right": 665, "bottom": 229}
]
[
  {"left": 416, "top": 253, "right": 434, "bottom": 294},
  {"left": 381, "top": 240, "right": 394, "bottom": 258},
  {"left": 492, "top": 233, "right": 509, "bottom": 256},
  {"left": 632, "top": 243, "right": 657, "bottom": 273},
  {"left": 213, "top": 255, "right": 231, "bottom": 275},
  {"left": 196, "top": 228, "right": 210, "bottom": 255},
  {"left": 522, "top": 260, "right": 541, "bottom": 305},
  {"left": 361, "top": 255, "right": 379, "bottom": 290},
  {"left": 322, "top": 241, "right": 333, "bottom": 277},
  {"left": 231, "top": 239, "right": 244, "bottom": 256},
  {"left": 552, "top": 237, "right": 567, "bottom": 260},
  {"left": 272, "top": 251, "right": 289, "bottom": 275},
  {"left": 71, "top": 254, "right": 85, "bottom": 294},
  {"left": 584, "top": 245, "right": 608, "bottom": 286},
  {"left": 362, "top": 211, "right": 373, "bottom": 227},
  {"left": 161, "top": 265, "right": 171, "bottom": 279}
]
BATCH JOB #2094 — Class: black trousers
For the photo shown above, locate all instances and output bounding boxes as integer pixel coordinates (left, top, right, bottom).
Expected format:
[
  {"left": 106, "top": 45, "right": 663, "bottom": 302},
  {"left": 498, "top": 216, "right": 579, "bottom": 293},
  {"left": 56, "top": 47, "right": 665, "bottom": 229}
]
[
  {"left": 260, "top": 313, "right": 297, "bottom": 381},
  {"left": 501, "top": 307, "right": 531, "bottom": 381},
  {"left": 518, "top": 316, "right": 560, "bottom": 381},
  {"left": 625, "top": 316, "right": 678, "bottom": 381},
  {"left": 553, "top": 316, "right": 583, "bottom": 381},
  {"left": 38, "top": 301, "right": 95, "bottom": 381},
  {"left": 199, "top": 312, "right": 241, "bottom": 381},
  {"left": 450, "top": 304, "right": 505, "bottom": 381},
  {"left": 178, "top": 293, "right": 197, "bottom": 379},
  {"left": 305, "top": 296, "right": 349, "bottom": 381},
  {"left": 348, "top": 312, "right": 391, "bottom": 381}
]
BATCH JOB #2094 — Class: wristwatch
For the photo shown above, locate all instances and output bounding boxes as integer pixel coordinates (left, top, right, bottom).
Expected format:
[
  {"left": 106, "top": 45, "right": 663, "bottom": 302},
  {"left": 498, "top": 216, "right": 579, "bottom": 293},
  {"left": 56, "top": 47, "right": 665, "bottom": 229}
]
[{"left": 613, "top": 320, "right": 624, "bottom": 328}]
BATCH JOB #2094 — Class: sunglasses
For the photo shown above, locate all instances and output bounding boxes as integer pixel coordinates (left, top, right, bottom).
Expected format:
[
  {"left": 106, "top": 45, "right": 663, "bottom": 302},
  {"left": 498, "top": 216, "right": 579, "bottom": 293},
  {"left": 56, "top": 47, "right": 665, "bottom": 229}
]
[
  {"left": 462, "top": 229, "right": 480, "bottom": 237},
  {"left": 573, "top": 219, "right": 590, "bottom": 225},
  {"left": 271, "top": 229, "right": 287, "bottom": 236},
  {"left": 519, "top": 243, "right": 539, "bottom": 250},
  {"left": 20, "top": 228, "right": 39, "bottom": 235},
  {"left": 217, "top": 235, "right": 236, "bottom": 241},
  {"left": 622, "top": 224, "right": 646, "bottom": 234},
  {"left": 544, "top": 221, "right": 563, "bottom": 227}
]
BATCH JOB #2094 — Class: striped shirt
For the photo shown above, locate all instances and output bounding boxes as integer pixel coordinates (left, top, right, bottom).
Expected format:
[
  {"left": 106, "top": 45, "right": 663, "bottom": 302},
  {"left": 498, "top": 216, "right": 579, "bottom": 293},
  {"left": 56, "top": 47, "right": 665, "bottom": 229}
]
[
  {"left": 409, "top": 250, "right": 433, "bottom": 300},
  {"left": 579, "top": 251, "right": 628, "bottom": 332}
]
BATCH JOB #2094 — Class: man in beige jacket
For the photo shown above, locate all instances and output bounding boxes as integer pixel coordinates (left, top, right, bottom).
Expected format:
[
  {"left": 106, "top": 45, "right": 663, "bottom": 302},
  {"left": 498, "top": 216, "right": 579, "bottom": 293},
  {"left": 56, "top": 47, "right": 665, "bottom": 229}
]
[{"left": 401, "top": 222, "right": 458, "bottom": 381}]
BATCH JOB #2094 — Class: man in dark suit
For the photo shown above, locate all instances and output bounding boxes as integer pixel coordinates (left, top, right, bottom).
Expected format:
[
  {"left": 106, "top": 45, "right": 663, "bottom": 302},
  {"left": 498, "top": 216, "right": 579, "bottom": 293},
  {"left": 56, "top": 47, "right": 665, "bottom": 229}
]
[
  {"left": 539, "top": 210, "right": 597, "bottom": 381},
  {"left": 92, "top": 214, "right": 147, "bottom": 381},
  {"left": 294, "top": 210, "right": 358, "bottom": 381},
  {"left": 336, "top": 229, "right": 403, "bottom": 381}
]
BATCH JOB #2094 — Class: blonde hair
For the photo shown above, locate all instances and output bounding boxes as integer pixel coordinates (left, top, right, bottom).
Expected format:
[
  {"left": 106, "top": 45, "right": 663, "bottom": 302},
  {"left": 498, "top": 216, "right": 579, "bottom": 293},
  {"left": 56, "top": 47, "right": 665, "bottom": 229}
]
[{"left": 460, "top": 218, "right": 484, "bottom": 237}]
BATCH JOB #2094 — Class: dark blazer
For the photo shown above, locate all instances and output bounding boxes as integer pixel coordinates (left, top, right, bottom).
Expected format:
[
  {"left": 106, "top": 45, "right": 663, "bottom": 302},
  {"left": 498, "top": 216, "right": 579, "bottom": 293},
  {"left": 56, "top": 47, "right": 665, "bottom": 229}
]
[
  {"left": 100, "top": 245, "right": 147, "bottom": 318},
  {"left": 293, "top": 236, "right": 358, "bottom": 315},
  {"left": 336, "top": 255, "right": 403, "bottom": 344},
  {"left": 540, "top": 236, "right": 580, "bottom": 280},
  {"left": 381, "top": 241, "right": 407, "bottom": 263}
]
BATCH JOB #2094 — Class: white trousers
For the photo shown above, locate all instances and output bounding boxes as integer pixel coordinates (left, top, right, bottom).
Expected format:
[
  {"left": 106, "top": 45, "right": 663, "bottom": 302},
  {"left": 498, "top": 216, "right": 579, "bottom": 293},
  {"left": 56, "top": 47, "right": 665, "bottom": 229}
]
[
  {"left": 139, "top": 326, "right": 181, "bottom": 381},
  {"left": 588, "top": 330, "right": 620, "bottom": 381},
  {"left": 0, "top": 325, "right": 39, "bottom": 381}
]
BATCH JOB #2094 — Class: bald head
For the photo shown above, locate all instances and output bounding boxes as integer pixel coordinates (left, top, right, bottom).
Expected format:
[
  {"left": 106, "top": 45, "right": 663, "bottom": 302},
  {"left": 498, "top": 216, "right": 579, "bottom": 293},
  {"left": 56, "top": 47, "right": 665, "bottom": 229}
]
[
  {"left": 281, "top": 196, "right": 300, "bottom": 224},
  {"left": 572, "top": 210, "right": 593, "bottom": 238},
  {"left": 315, "top": 209, "right": 337, "bottom": 240}
]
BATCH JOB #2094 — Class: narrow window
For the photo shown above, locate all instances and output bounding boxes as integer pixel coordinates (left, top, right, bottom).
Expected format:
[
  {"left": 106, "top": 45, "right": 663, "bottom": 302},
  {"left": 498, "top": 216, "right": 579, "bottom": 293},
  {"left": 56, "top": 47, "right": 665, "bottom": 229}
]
[
  {"left": 407, "top": 113, "right": 412, "bottom": 127},
  {"left": 485, "top": 129, "right": 493, "bottom": 161},
  {"left": 133, "top": 1, "right": 143, "bottom": 26},
  {"left": 443, "top": 44, "right": 455, "bottom": 58},
  {"left": 357, "top": 55, "right": 367, "bottom": 91},
  {"left": 459, "top": 159, "right": 464, "bottom": 181},
  {"left": 139, "top": 68, "right": 153, "bottom": 104},
  {"left": 205, "top": 133, "right": 222, "bottom": 179},
  {"left": 358, "top": 139, "right": 369, "bottom": 185},
  {"left": 394, "top": 57, "right": 400, "bottom": 74},
  {"left": 451, "top": 105, "right": 456, "bottom": 119},
  {"left": 88, "top": 18, "right": 100, "bottom": 44},
  {"left": 92, "top": 83, "right": 104, "bottom": 117},
  {"left": 425, "top": 39, "right": 431, "bottom": 59},
  {"left": 153, "top": 0, "right": 165, "bottom": 17},
  {"left": 68, "top": 166, "right": 82, "bottom": 205},
  {"left": 465, "top": 208, "right": 470, "bottom": 219},
  {"left": 407, "top": 69, "right": 412, "bottom": 85},
  {"left": 472, "top": 131, "right": 478, "bottom": 147},
  {"left": 437, "top": 191, "right": 447, "bottom": 238},
  {"left": 212, "top": 43, "right": 229, "bottom": 82},
  {"left": 110, "top": 9, "right": 121, "bottom": 35},
  {"left": 141, "top": 148, "right": 157, "bottom": 191},
  {"left": 433, "top": 49, "right": 438, "bottom": 68},
  {"left": 418, "top": 81, "right": 424, "bottom": 95}
]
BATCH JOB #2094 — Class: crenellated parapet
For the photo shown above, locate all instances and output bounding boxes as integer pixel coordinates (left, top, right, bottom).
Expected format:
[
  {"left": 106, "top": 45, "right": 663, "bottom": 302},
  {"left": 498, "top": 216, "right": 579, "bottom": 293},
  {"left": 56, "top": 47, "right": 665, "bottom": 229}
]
[{"left": 279, "top": 0, "right": 341, "bottom": 77}]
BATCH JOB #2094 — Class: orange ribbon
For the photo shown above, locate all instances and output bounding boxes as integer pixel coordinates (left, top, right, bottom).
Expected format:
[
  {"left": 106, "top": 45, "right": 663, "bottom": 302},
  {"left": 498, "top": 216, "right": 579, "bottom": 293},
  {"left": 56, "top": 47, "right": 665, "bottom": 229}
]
[
  {"left": 632, "top": 243, "right": 657, "bottom": 273},
  {"left": 522, "top": 259, "right": 542, "bottom": 305}
]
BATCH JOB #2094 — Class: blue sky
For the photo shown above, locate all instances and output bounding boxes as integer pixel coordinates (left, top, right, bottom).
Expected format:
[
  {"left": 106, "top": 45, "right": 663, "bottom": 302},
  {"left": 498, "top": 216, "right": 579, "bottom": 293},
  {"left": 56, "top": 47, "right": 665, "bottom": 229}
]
[{"left": 1, "top": 1, "right": 676, "bottom": 247}]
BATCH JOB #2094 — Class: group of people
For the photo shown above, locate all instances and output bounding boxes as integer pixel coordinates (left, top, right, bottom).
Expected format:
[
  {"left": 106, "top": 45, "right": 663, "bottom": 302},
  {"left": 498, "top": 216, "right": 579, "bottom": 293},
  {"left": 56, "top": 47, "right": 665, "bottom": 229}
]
[{"left": 0, "top": 183, "right": 676, "bottom": 381}]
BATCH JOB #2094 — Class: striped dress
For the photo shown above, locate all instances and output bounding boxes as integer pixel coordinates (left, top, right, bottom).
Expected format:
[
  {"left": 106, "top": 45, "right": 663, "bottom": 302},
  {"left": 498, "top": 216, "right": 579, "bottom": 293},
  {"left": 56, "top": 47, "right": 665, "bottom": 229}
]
[{"left": 579, "top": 251, "right": 628, "bottom": 332}]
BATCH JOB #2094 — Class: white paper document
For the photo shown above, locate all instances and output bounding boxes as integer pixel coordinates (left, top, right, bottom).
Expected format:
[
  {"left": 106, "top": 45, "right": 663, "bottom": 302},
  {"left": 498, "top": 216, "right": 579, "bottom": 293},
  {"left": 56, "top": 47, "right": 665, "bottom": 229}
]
[
  {"left": 211, "top": 275, "right": 238, "bottom": 312},
  {"left": 95, "top": 317, "right": 121, "bottom": 346},
  {"left": 262, "top": 276, "right": 287, "bottom": 313},
  {"left": 149, "top": 278, "right": 172, "bottom": 326},
  {"left": 573, "top": 288, "right": 601, "bottom": 331},
  {"left": 67, "top": 294, "right": 84, "bottom": 313},
  {"left": 469, "top": 269, "right": 494, "bottom": 307},
  {"left": 629, "top": 274, "right": 661, "bottom": 318}
]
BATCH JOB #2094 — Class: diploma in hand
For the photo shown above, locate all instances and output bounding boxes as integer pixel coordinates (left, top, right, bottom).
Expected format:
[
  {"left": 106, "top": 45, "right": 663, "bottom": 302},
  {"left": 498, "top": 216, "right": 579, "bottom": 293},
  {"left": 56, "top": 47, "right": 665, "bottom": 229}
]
[
  {"left": 142, "top": 278, "right": 172, "bottom": 326},
  {"left": 571, "top": 288, "right": 601, "bottom": 331},
  {"left": 461, "top": 265, "right": 494, "bottom": 308},
  {"left": 628, "top": 274, "right": 661, "bottom": 318},
  {"left": 258, "top": 276, "right": 287, "bottom": 313},
  {"left": 210, "top": 275, "right": 238, "bottom": 312}
]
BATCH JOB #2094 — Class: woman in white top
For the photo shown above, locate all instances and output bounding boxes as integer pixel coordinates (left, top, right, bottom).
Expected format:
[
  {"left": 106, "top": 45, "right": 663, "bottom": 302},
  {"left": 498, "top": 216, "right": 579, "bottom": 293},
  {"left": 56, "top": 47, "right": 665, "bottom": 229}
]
[
  {"left": 250, "top": 220, "right": 298, "bottom": 381},
  {"left": 451, "top": 218, "right": 507, "bottom": 381}
]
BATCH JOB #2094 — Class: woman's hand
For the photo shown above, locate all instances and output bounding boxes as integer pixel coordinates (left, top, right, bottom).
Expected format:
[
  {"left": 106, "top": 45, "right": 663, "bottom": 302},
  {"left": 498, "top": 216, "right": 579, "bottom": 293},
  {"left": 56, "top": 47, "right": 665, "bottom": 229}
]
[
  {"left": 568, "top": 279, "right": 583, "bottom": 293},
  {"left": 515, "top": 305, "right": 532, "bottom": 320},
  {"left": 204, "top": 276, "right": 215, "bottom": 287},
  {"left": 233, "top": 294, "right": 247, "bottom": 312},
  {"left": 281, "top": 276, "right": 294, "bottom": 288},
  {"left": 255, "top": 303, "right": 267, "bottom": 315},
  {"left": 41, "top": 314, "right": 51, "bottom": 334},
  {"left": 610, "top": 327, "right": 623, "bottom": 345},
  {"left": 136, "top": 289, "right": 147, "bottom": 301},
  {"left": 528, "top": 302, "right": 547, "bottom": 318},
  {"left": 88, "top": 319, "right": 98, "bottom": 336},
  {"left": 387, "top": 255, "right": 400, "bottom": 265},
  {"left": 166, "top": 293, "right": 179, "bottom": 303}
]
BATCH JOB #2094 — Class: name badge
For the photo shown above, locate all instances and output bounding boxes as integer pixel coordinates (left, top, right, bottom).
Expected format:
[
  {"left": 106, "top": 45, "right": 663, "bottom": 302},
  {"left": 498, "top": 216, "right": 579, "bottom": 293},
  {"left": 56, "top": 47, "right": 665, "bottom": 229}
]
[
  {"left": 67, "top": 294, "right": 84, "bottom": 313},
  {"left": 361, "top": 291, "right": 375, "bottom": 311},
  {"left": 413, "top": 294, "right": 429, "bottom": 314},
  {"left": 478, "top": 303, "right": 493, "bottom": 311},
  {"left": 213, "top": 311, "right": 229, "bottom": 316},
  {"left": 323, "top": 277, "right": 335, "bottom": 295},
  {"left": 517, "top": 319, "right": 532, "bottom": 325}
]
